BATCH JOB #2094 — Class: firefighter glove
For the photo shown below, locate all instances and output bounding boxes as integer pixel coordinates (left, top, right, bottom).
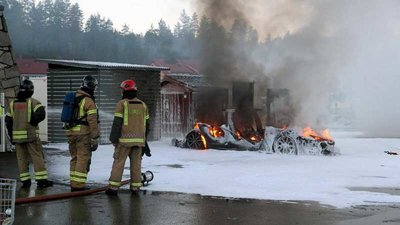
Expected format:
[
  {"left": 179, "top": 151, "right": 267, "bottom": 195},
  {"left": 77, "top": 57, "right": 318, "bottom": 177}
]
[
  {"left": 90, "top": 138, "right": 99, "bottom": 151},
  {"left": 142, "top": 142, "right": 152, "bottom": 157}
]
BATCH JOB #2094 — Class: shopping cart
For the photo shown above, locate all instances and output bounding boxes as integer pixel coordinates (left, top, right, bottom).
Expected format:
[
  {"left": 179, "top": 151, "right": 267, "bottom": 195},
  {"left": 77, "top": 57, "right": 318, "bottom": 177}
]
[{"left": 0, "top": 178, "right": 16, "bottom": 225}]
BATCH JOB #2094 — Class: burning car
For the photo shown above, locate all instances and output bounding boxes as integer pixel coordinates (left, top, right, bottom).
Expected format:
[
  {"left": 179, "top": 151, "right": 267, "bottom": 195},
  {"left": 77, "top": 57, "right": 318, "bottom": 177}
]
[{"left": 172, "top": 123, "right": 336, "bottom": 155}]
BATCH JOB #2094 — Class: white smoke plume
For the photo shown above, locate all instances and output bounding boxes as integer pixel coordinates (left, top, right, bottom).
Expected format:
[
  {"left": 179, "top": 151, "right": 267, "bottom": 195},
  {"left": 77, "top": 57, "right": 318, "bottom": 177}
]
[{"left": 195, "top": 0, "right": 400, "bottom": 136}]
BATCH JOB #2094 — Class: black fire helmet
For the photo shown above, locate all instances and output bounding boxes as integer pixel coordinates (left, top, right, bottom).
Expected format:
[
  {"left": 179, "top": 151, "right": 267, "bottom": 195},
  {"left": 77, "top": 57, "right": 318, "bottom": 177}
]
[{"left": 81, "top": 75, "right": 98, "bottom": 91}]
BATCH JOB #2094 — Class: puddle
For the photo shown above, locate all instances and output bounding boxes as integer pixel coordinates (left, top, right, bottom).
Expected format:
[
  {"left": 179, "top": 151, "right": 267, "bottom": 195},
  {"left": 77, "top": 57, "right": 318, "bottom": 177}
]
[{"left": 157, "top": 164, "right": 184, "bottom": 168}]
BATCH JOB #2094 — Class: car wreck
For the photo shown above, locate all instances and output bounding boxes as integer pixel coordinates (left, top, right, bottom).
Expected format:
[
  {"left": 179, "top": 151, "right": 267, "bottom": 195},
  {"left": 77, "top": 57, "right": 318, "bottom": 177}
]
[{"left": 172, "top": 123, "right": 336, "bottom": 155}]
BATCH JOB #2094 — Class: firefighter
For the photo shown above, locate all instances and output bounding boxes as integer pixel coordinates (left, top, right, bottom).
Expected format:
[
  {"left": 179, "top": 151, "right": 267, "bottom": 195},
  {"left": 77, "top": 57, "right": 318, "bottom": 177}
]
[
  {"left": 105, "top": 80, "right": 149, "bottom": 196},
  {"left": 67, "top": 75, "right": 100, "bottom": 192},
  {"left": 5, "top": 79, "right": 53, "bottom": 188}
]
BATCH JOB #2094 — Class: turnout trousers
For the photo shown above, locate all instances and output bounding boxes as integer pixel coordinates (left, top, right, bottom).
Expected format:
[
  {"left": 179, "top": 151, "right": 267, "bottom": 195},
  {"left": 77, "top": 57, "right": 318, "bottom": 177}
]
[
  {"left": 15, "top": 139, "right": 49, "bottom": 181},
  {"left": 108, "top": 144, "right": 142, "bottom": 190},
  {"left": 68, "top": 134, "right": 92, "bottom": 189}
]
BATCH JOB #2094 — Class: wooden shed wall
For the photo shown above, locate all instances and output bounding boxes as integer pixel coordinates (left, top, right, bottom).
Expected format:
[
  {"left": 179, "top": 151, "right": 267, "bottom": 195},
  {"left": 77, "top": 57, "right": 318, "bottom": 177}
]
[{"left": 47, "top": 67, "right": 161, "bottom": 144}]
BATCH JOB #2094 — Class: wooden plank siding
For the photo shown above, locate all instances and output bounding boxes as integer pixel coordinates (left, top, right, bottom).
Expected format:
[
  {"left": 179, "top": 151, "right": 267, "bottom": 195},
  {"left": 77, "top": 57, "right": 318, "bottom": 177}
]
[{"left": 47, "top": 66, "right": 161, "bottom": 144}]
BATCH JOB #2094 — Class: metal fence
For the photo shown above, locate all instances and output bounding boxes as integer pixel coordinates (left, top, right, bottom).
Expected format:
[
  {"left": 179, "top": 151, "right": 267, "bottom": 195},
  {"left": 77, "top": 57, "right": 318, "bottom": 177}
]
[{"left": 0, "top": 178, "right": 16, "bottom": 225}]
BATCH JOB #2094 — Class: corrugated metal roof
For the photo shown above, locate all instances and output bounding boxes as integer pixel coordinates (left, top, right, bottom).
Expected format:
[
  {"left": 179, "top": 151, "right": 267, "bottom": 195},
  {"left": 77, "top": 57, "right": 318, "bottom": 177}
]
[
  {"left": 152, "top": 59, "right": 199, "bottom": 74},
  {"left": 169, "top": 73, "right": 210, "bottom": 89},
  {"left": 39, "top": 59, "right": 170, "bottom": 71}
]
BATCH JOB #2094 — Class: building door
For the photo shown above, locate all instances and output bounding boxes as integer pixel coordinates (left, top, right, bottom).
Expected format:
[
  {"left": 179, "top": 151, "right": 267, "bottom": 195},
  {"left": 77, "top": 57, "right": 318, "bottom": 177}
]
[
  {"left": 23, "top": 75, "right": 48, "bottom": 142},
  {"left": 161, "top": 92, "right": 193, "bottom": 138}
]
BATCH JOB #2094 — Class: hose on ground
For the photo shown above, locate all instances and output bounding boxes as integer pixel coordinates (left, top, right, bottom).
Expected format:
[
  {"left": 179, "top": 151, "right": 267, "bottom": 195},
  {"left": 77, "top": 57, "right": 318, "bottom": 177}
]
[{"left": 15, "top": 180, "right": 130, "bottom": 205}]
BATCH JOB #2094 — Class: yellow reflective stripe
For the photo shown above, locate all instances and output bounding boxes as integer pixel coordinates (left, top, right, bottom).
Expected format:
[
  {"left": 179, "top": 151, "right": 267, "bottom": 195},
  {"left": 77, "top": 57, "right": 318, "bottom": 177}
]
[
  {"left": 13, "top": 130, "right": 28, "bottom": 140},
  {"left": 13, "top": 130, "right": 28, "bottom": 135},
  {"left": 80, "top": 98, "right": 86, "bottom": 117},
  {"left": 87, "top": 109, "right": 97, "bottom": 115},
  {"left": 69, "top": 125, "right": 81, "bottom": 132},
  {"left": 71, "top": 177, "right": 87, "bottom": 183},
  {"left": 119, "top": 138, "right": 144, "bottom": 143},
  {"left": 33, "top": 104, "right": 43, "bottom": 112},
  {"left": 20, "top": 173, "right": 30, "bottom": 178},
  {"left": 35, "top": 175, "right": 48, "bottom": 180},
  {"left": 114, "top": 113, "right": 123, "bottom": 118},
  {"left": 109, "top": 181, "right": 121, "bottom": 187},
  {"left": 13, "top": 135, "right": 28, "bottom": 139},
  {"left": 9, "top": 100, "right": 14, "bottom": 117},
  {"left": 6, "top": 112, "right": 12, "bottom": 117},
  {"left": 123, "top": 101, "right": 128, "bottom": 126},
  {"left": 145, "top": 115, "right": 150, "bottom": 120},
  {"left": 20, "top": 176, "right": 30, "bottom": 181},
  {"left": 28, "top": 99, "right": 32, "bottom": 122},
  {"left": 74, "top": 171, "right": 87, "bottom": 178},
  {"left": 70, "top": 171, "right": 75, "bottom": 176},
  {"left": 35, "top": 171, "right": 47, "bottom": 176},
  {"left": 130, "top": 182, "right": 142, "bottom": 187}
]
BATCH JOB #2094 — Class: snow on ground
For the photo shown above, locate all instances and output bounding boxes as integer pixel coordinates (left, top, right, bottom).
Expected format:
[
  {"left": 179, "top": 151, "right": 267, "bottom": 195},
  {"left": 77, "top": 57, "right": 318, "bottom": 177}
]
[{"left": 46, "top": 134, "right": 400, "bottom": 208}]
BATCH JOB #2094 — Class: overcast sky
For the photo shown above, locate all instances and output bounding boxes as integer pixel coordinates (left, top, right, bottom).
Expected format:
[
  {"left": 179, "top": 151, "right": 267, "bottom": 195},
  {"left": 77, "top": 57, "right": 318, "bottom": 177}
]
[{"left": 69, "top": 0, "right": 195, "bottom": 34}]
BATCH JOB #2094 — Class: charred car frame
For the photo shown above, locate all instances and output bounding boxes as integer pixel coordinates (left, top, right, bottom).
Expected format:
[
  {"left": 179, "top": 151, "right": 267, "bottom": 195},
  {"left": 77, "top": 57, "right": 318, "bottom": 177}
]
[{"left": 173, "top": 123, "right": 336, "bottom": 155}]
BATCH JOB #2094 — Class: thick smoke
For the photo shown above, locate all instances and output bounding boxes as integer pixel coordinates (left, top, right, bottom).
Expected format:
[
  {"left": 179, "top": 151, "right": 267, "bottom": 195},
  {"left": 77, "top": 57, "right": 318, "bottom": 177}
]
[{"left": 196, "top": 0, "right": 400, "bottom": 137}]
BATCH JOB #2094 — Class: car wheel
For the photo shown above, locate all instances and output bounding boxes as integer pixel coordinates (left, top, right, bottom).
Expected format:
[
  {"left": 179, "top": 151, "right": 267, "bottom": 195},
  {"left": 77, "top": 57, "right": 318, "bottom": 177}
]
[{"left": 273, "top": 135, "right": 298, "bottom": 155}]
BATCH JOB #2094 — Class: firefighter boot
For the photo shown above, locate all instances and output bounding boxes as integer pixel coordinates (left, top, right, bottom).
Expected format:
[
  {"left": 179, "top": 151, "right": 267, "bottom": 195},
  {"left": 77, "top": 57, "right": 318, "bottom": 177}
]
[
  {"left": 21, "top": 179, "right": 31, "bottom": 188},
  {"left": 37, "top": 179, "right": 54, "bottom": 188},
  {"left": 131, "top": 188, "right": 140, "bottom": 195},
  {"left": 105, "top": 188, "right": 118, "bottom": 196}
]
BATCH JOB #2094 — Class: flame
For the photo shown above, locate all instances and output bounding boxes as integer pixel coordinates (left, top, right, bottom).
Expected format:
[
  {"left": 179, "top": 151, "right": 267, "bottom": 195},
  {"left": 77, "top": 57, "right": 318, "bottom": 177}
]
[
  {"left": 209, "top": 126, "right": 224, "bottom": 138},
  {"left": 236, "top": 131, "right": 242, "bottom": 139},
  {"left": 302, "top": 127, "right": 333, "bottom": 141},
  {"left": 250, "top": 136, "right": 257, "bottom": 141},
  {"left": 303, "top": 127, "right": 319, "bottom": 138},
  {"left": 194, "top": 123, "right": 200, "bottom": 130},
  {"left": 321, "top": 129, "right": 333, "bottom": 140},
  {"left": 200, "top": 134, "right": 207, "bottom": 149}
]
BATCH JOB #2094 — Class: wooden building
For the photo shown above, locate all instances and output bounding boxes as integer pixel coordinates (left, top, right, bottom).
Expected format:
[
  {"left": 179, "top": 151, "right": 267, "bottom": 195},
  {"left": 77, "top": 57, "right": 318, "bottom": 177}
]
[
  {"left": 152, "top": 59, "right": 210, "bottom": 137},
  {"left": 40, "top": 59, "right": 169, "bottom": 144},
  {"left": 160, "top": 74, "right": 208, "bottom": 137}
]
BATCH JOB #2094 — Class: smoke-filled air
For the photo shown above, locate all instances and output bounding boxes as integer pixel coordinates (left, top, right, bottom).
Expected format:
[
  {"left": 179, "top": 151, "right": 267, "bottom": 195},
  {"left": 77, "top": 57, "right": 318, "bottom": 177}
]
[
  {"left": 4, "top": 0, "right": 400, "bottom": 136},
  {"left": 195, "top": 0, "right": 400, "bottom": 137}
]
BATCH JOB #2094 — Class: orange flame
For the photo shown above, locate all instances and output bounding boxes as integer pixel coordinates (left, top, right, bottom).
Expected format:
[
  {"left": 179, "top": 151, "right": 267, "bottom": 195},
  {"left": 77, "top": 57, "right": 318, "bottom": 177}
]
[
  {"left": 303, "top": 127, "right": 319, "bottom": 138},
  {"left": 236, "top": 131, "right": 242, "bottom": 139},
  {"left": 321, "top": 129, "right": 333, "bottom": 140},
  {"left": 201, "top": 134, "right": 207, "bottom": 149},
  {"left": 302, "top": 127, "right": 333, "bottom": 141},
  {"left": 194, "top": 123, "right": 200, "bottom": 130},
  {"left": 209, "top": 126, "right": 224, "bottom": 138}
]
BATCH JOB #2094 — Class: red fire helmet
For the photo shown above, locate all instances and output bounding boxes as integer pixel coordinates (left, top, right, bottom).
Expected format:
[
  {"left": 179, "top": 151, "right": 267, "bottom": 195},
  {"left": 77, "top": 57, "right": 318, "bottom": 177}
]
[{"left": 120, "top": 80, "right": 137, "bottom": 91}]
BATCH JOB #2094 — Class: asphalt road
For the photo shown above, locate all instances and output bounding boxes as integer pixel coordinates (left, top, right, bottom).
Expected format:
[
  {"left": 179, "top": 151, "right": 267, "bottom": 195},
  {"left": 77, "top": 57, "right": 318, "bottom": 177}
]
[{"left": 1, "top": 151, "right": 400, "bottom": 225}]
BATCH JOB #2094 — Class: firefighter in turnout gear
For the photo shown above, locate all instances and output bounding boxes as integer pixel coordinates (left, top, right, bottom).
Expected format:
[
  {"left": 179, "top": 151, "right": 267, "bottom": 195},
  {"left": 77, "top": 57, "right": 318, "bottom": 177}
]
[
  {"left": 105, "top": 80, "right": 149, "bottom": 196},
  {"left": 5, "top": 79, "right": 53, "bottom": 188},
  {"left": 67, "top": 75, "right": 100, "bottom": 192}
]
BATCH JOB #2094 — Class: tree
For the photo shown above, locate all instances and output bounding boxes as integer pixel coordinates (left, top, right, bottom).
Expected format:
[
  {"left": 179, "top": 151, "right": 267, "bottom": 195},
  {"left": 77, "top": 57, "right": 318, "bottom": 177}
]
[
  {"left": 120, "top": 24, "right": 131, "bottom": 36},
  {"left": 190, "top": 12, "right": 199, "bottom": 37},
  {"left": 1, "top": 1, "right": 218, "bottom": 64}
]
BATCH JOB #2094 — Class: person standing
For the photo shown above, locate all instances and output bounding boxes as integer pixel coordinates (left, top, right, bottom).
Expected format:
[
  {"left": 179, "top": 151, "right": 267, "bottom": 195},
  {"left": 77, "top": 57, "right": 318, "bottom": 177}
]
[
  {"left": 67, "top": 75, "right": 100, "bottom": 192},
  {"left": 5, "top": 79, "right": 53, "bottom": 188},
  {"left": 105, "top": 80, "right": 149, "bottom": 196}
]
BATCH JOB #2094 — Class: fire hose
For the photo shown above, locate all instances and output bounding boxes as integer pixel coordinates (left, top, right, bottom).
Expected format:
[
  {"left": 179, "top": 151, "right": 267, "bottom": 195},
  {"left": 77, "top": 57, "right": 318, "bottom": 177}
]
[
  {"left": 15, "top": 180, "right": 130, "bottom": 205},
  {"left": 15, "top": 171, "right": 153, "bottom": 205}
]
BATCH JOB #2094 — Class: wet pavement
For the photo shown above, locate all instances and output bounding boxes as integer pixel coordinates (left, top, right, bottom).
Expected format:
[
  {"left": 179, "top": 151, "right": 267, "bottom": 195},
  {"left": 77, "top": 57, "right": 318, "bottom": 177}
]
[{"left": 1, "top": 151, "right": 400, "bottom": 225}]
